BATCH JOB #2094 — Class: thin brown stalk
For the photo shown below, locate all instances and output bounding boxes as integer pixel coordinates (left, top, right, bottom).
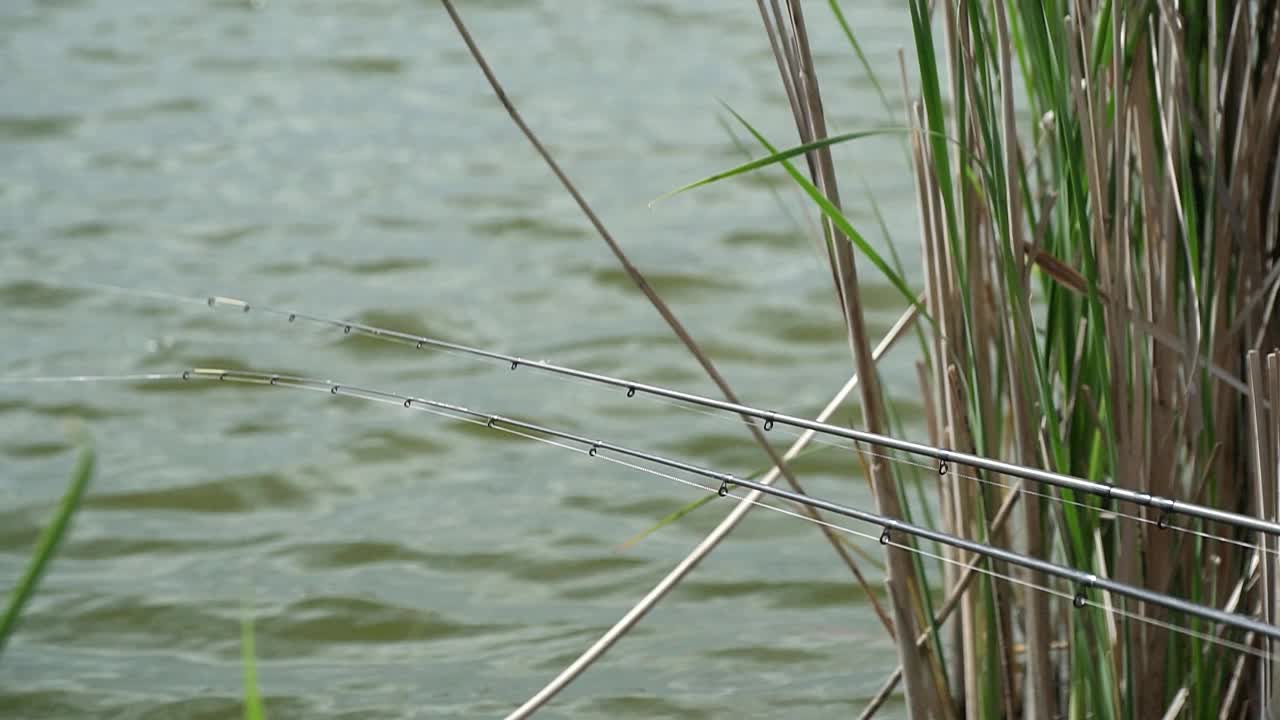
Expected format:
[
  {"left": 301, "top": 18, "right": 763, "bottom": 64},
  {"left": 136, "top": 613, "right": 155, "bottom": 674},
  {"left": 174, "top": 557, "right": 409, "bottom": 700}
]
[
  {"left": 1248, "top": 351, "right": 1276, "bottom": 710},
  {"left": 858, "top": 479, "right": 1026, "bottom": 720},
  {"left": 949, "top": 364, "right": 981, "bottom": 720},
  {"left": 991, "top": 2, "right": 1052, "bottom": 715},
  {"left": 761, "top": 3, "right": 941, "bottom": 716},
  {"left": 436, "top": 0, "right": 874, "bottom": 612}
]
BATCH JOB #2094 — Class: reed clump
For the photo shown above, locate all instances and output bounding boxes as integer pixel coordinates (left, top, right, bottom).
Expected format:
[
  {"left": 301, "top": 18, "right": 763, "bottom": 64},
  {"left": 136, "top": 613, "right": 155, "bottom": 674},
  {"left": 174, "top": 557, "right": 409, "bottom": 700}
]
[{"left": 754, "top": 1, "right": 1280, "bottom": 717}]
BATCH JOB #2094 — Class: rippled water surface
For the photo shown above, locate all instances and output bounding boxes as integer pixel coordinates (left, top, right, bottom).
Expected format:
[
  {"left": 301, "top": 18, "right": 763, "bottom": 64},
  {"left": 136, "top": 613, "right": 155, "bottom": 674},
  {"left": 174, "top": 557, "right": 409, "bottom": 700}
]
[{"left": 1, "top": 1, "right": 923, "bottom": 717}]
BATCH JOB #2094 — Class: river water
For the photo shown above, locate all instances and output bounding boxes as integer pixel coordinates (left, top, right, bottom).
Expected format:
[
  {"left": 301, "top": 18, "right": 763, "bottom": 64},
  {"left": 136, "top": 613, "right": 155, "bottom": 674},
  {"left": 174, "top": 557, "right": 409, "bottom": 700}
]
[{"left": 1, "top": 1, "right": 924, "bottom": 717}]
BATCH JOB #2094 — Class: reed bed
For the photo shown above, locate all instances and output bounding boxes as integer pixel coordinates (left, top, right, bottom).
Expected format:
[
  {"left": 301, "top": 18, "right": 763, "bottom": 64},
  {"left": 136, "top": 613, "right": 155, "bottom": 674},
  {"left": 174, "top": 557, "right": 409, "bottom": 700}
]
[{"left": 729, "top": 1, "right": 1280, "bottom": 717}]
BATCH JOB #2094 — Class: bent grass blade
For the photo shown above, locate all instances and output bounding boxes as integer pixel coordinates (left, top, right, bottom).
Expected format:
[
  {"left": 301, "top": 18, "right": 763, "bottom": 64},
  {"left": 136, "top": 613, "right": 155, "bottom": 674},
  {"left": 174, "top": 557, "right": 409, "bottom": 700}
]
[{"left": 0, "top": 427, "right": 95, "bottom": 658}]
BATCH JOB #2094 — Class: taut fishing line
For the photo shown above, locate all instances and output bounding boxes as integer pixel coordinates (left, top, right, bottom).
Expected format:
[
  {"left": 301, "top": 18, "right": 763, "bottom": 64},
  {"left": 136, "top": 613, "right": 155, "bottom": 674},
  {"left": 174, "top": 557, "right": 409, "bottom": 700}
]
[
  {"left": 7, "top": 280, "right": 1278, "bottom": 650},
  {"left": 546, "top": 359, "right": 1278, "bottom": 561},
  {"left": 0, "top": 373, "right": 188, "bottom": 384},
  {"left": 8, "top": 278, "right": 1278, "bottom": 552},
  {"left": 5, "top": 363, "right": 1275, "bottom": 649},
  {"left": 193, "top": 293, "right": 1280, "bottom": 539},
  {"left": 546, "top": 374, "right": 1280, "bottom": 563}
]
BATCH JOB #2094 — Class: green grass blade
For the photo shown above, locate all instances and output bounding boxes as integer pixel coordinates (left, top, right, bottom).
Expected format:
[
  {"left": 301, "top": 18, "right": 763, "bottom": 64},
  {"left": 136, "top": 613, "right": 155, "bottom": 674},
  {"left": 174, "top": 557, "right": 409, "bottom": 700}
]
[
  {"left": 617, "top": 495, "right": 717, "bottom": 552},
  {"left": 617, "top": 445, "right": 837, "bottom": 552},
  {"left": 242, "top": 612, "right": 266, "bottom": 720},
  {"left": 652, "top": 127, "right": 906, "bottom": 206},
  {"left": 721, "top": 103, "right": 930, "bottom": 322},
  {"left": 0, "top": 431, "right": 95, "bottom": 658}
]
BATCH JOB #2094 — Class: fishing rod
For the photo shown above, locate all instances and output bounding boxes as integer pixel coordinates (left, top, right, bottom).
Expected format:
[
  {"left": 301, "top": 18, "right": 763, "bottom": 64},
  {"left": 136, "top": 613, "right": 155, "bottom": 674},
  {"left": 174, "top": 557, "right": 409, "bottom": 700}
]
[
  {"left": 204, "top": 294, "right": 1280, "bottom": 540},
  {"left": 159, "top": 366, "right": 1277, "bottom": 643},
  {"left": 2, "top": 365, "right": 1274, "bottom": 652}
]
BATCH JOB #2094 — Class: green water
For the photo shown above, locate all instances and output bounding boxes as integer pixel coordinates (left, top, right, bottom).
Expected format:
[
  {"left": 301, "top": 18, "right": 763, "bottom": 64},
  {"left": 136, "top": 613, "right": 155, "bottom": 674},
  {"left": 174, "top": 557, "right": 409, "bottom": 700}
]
[{"left": 1, "top": 1, "right": 923, "bottom": 717}]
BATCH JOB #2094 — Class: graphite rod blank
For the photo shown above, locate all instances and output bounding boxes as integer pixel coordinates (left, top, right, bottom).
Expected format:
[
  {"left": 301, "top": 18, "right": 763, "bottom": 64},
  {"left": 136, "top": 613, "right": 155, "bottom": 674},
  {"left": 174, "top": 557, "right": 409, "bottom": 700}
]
[
  {"left": 207, "top": 295, "right": 1280, "bottom": 539},
  {"left": 188, "top": 367, "right": 1280, "bottom": 643}
]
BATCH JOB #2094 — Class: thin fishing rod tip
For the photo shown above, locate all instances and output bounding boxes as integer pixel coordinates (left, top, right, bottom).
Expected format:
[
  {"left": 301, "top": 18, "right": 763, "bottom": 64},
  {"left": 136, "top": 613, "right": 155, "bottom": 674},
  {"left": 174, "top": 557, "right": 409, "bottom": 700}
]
[
  {"left": 172, "top": 363, "right": 1280, "bottom": 645},
  {"left": 207, "top": 296, "right": 250, "bottom": 312}
]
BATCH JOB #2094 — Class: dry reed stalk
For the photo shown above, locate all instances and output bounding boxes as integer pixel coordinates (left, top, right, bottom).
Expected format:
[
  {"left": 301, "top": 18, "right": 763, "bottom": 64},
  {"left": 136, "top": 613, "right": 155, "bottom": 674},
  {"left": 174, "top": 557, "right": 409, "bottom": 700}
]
[
  {"left": 858, "top": 477, "right": 1026, "bottom": 720},
  {"left": 436, "top": 0, "right": 884, "bottom": 628},
  {"left": 758, "top": 3, "right": 944, "bottom": 717},
  {"left": 992, "top": 2, "right": 1053, "bottom": 715},
  {"left": 1248, "top": 350, "right": 1278, "bottom": 713},
  {"left": 946, "top": 364, "right": 982, "bottom": 719},
  {"left": 902, "top": 39, "right": 967, "bottom": 711}
]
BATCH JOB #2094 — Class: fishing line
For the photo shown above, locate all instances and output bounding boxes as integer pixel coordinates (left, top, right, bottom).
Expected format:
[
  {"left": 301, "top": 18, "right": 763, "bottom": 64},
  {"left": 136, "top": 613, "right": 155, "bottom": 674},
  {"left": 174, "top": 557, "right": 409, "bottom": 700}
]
[
  {"left": 615, "top": 393, "right": 1201, "bottom": 555},
  {"left": 574, "top": 383, "right": 1280, "bottom": 563},
  {"left": 15, "top": 280, "right": 1279, "bottom": 571},
  {"left": 791, "top": 443, "right": 1280, "bottom": 590},
  {"left": 193, "top": 293, "right": 1280, "bottom": 540},
  {"left": 162, "top": 367, "right": 1280, "bottom": 644},
  {"left": 71, "top": 281, "right": 213, "bottom": 308},
  {"left": 187, "top": 368, "right": 1280, "bottom": 658},
  {"left": 598, "top": 390, "right": 1274, "bottom": 562},
  {"left": 7, "top": 280, "right": 1273, "bottom": 561},
  {"left": 14, "top": 278, "right": 1273, "bottom": 541},
  {"left": 938, "top": 464, "right": 1280, "bottom": 559},
  {"left": 601, "top": 382, "right": 1275, "bottom": 563},
  {"left": 683, "top": 471, "right": 1269, "bottom": 660},
  {"left": 599, "top": 382, "right": 1267, "bottom": 560},
  {"left": 0, "top": 372, "right": 188, "bottom": 384},
  {"left": 1, "top": 364, "right": 1271, "bottom": 656},
  {"left": 897, "top": 537, "right": 1273, "bottom": 661},
  {"left": 1, "top": 278, "right": 212, "bottom": 308},
  {"left": 314, "top": 369, "right": 1274, "bottom": 660},
  {"left": 379, "top": 394, "right": 721, "bottom": 499}
]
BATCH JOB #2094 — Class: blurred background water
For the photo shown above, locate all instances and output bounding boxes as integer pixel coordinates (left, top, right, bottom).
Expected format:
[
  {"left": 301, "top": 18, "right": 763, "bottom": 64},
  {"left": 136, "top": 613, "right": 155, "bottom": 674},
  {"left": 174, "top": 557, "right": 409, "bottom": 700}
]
[{"left": 0, "top": 1, "right": 925, "bottom": 717}]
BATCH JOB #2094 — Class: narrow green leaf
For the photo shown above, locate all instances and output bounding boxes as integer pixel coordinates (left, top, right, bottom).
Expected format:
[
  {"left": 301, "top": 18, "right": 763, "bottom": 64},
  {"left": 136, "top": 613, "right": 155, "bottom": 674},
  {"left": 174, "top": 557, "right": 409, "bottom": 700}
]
[
  {"left": 652, "top": 128, "right": 906, "bottom": 206},
  {"left": 0, "top": 430, "right": 94, "bottom": 658},
  {"left": 242, "top": 613, "right": 266, "bottom": 720},
  {"left": 721, "top": 103, "right": 929, "bottom": 321},
  {"left": 617, "top": 495, "right": 716, "bottom": 552},
  {"left": 617, "top": 444, "right": 861, "bottom": 555}
]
